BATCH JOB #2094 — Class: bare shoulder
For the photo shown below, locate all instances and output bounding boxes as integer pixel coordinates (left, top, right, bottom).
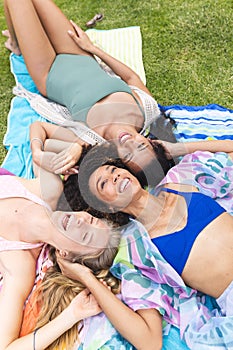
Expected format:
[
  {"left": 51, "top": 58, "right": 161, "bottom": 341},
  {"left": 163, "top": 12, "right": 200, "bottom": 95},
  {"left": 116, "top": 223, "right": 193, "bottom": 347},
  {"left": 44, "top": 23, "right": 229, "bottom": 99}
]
[
  {"left": 15, "top": 176, "right": 42, "bottom": 198},
  {"left": 163, "top": 183, "right": 199, "bottom": 193},
  {"left": 0, "top": 249, "right": 37, "bottom": 283}
]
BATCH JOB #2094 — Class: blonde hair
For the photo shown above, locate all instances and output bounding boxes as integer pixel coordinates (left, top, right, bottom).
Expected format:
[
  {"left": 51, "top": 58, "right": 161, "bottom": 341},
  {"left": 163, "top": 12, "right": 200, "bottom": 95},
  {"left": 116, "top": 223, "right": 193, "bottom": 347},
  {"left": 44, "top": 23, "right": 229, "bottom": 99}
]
[{"left": 34, "top": 227, "right": 121, "bottom": 350}]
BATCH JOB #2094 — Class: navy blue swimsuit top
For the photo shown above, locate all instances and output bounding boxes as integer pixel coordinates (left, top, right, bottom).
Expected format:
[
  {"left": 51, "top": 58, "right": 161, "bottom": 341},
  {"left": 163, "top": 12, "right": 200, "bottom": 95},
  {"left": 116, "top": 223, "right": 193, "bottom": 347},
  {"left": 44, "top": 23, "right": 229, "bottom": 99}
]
[{"left": 151, "top": 188, "right": 226, "bottom": 275}]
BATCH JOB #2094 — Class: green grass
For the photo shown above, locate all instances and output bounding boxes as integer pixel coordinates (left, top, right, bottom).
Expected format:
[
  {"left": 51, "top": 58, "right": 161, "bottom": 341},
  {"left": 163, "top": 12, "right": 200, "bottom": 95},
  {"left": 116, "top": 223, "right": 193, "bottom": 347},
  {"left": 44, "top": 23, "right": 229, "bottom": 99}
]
[{"left": 0, "top": 0, "right": 232, "bottom": 164}]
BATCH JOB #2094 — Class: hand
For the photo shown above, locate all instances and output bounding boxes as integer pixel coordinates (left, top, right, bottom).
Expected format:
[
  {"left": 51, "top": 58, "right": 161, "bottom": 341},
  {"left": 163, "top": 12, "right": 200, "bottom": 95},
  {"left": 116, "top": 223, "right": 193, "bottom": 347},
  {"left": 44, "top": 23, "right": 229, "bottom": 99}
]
[
  {"left": 68, "top": 289, "right": 102, "bottom": 322},
  {"left": 33, "top": 150, "right": 60, "bottom": 173},
  {"left": 151, "top": 139, "right": 175, "bottom": 159},
  {"left": 57, "top": 255, "right": 93, "bottom": 285},
  {"left": 36, "top": 143, "right": 81, "bottom": 174},
  {"left": 63, "top": 166, "right": 79, "bottom": 181},
  {"left": 68, "top": 20, "right": 95, "bottom": 53},
  {"left": 52, "top": 143, "right": 82, "bottom": 174}
]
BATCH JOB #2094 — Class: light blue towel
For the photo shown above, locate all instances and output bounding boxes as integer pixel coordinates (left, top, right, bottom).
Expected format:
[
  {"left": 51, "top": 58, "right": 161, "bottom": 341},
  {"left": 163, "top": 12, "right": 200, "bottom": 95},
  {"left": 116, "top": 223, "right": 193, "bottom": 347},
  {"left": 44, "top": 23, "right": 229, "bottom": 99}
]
[{"left": 2, "top": 54, "right": 46, "bottom": 178}]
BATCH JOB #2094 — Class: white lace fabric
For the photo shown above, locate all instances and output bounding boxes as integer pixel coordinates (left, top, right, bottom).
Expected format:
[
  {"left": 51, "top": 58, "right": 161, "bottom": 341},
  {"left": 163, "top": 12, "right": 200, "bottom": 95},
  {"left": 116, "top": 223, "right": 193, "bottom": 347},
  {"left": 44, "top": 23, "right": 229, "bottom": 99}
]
[{"left": 13, "top": 82, "right": 160, "bottom": 144}]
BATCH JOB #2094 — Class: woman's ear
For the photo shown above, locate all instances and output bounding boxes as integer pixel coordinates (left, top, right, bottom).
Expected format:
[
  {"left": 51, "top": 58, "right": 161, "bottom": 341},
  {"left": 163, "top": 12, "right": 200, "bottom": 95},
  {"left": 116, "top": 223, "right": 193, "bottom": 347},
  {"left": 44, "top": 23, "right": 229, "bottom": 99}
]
[{"left": 57, "top": 249, "right": 68, "bottom": 258}]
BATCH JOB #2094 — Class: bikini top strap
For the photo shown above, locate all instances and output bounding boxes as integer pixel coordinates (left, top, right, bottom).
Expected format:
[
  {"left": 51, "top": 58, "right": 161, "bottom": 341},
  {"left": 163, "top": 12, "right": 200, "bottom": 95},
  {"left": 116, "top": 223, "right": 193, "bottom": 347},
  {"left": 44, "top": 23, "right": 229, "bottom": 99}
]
[
  {"left": 160, "top": 187, "right": 179, "bottom": 195},
  {"left": 130, "top": 89, "right": 145, "bottom": 119}
]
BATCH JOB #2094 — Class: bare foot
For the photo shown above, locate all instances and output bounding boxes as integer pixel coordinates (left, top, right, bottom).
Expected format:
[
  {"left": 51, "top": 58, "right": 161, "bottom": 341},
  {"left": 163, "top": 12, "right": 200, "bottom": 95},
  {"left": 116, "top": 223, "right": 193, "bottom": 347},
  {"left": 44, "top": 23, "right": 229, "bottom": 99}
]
[{"left": 2, "top": 29, "right": 21, "bottom": 55}]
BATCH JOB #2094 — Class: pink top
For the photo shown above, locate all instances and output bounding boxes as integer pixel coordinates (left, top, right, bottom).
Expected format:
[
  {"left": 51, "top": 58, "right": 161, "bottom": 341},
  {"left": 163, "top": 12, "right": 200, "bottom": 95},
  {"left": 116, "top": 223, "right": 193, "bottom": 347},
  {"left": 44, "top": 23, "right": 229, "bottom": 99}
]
[{"left": 0, "top": 175, "right": 51, "bottom": 252}]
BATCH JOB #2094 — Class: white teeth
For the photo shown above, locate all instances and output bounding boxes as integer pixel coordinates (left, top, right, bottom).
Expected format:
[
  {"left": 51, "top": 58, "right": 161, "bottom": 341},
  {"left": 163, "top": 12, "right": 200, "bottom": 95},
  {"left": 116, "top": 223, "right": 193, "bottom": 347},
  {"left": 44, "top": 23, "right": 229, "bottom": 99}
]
[
  {"left": 119, "top": 178, "right": 130, "bottom": 193},
  {"left": 120, "top": 134, "right": 131, "bottom": 145},
  {"left": 62, "top": 215, "right": 71, "bottom": 230}
]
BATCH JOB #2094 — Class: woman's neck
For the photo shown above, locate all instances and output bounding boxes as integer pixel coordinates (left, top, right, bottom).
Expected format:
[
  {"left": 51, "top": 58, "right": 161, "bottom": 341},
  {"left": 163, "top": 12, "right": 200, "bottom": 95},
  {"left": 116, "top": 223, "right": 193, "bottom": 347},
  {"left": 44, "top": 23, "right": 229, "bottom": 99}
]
[
  {"left": 18, "top": 205, "right": 53, "bottom": 244},
  {"left": 124, "top": 190, "right": 166, "bottom": 233},
  {"left": 87, "top": 94, "right": 144, "bottom": 137}
]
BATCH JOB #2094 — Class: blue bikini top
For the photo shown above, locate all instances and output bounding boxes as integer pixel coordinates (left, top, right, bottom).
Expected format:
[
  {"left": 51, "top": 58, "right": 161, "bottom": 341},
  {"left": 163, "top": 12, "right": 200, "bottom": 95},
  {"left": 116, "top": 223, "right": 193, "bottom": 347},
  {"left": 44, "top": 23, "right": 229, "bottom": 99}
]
[{"left": 151, "top": 188, "right": 226, "bottom": 275}]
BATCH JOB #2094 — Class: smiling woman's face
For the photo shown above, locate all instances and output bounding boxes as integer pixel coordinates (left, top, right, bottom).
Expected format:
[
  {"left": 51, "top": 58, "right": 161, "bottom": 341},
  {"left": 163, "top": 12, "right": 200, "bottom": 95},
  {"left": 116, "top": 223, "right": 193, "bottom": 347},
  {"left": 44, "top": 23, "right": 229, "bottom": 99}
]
[
  {"left": 51, "top": 210, "right": 110, "bottom": 252},
  {"left": 115, "top": 133, "right": 156, "bottom": 173},
  {"left": 88, "top": 165, "right": 142, "bottom": 211}
]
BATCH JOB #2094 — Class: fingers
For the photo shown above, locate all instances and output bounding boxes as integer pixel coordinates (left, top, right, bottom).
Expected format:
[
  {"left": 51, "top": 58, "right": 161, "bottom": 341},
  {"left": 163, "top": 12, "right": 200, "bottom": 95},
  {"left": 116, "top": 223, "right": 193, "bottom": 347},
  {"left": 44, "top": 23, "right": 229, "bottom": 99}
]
[
  {"left": 99, "top": 278, "right": 112, "bottom": 291},
  {"left": 68, "top": 20, "right": 82, "bottom": 43},
  {"left": 52, "top": 153, "right": 77, "bottom": 174},
  {"left": 63, "top": 167, "right": 79, "bottom": 181},
  {"left": 70, "top": 20, "right": 82, "bottom": 36}
]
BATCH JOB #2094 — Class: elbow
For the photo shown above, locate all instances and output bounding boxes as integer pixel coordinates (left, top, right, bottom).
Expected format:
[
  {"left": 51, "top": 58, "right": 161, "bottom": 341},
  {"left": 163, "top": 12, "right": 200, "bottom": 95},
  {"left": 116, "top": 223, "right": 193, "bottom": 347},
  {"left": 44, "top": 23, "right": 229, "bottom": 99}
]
[
  {"left": 30, "top": 120, "right": 41, "bottom": 131},
  {"left": 146, "top": 344, "right": 162, "bottom": 350},
  {"left": 139, "top": 339, "right": 162, "bottom": 350},
  {"left": 140, "top": 345, "right": 162, "bottom": 350}
]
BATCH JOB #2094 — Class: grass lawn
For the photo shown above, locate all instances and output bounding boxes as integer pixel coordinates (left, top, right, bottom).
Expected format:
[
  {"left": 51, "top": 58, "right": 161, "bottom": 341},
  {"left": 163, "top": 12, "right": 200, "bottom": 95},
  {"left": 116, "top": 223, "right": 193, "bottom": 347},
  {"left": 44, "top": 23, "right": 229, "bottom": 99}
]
[{"left": 0, "top": 0, "right": 232, "bottom": 164}]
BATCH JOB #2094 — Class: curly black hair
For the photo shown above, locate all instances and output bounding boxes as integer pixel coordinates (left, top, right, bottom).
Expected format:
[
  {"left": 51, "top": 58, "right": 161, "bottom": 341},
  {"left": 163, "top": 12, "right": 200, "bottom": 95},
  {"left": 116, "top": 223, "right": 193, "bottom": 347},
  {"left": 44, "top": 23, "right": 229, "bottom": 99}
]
[
  {"left": 57, "top": 144, "right": 130, "bottom": 227},
  {"left": 57, "top": 135, "right": 176, "bottom": 224}
]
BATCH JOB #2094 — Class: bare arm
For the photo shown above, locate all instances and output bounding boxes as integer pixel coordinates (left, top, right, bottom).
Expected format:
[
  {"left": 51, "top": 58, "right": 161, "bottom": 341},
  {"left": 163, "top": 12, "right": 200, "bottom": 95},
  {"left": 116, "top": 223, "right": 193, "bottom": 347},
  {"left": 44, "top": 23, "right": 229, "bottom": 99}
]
[
  {"left": 58, "top": 259, "right": 163, "bottom": 350},
  {"left": 159, "top": 139, "right": 233, "bottom": 159},
  {"left": 2, "top": 289, "right": 101, "bottom": 350},
  {"left": 30, "top": 121, "right": 84, "bottom": 174},
  {"left": 0, "top": 251, "right": 101, "bottom": 350},
  {"left": 0, "top": 251, "right": 36, "bottom": 349},
  {"left": 68, "top": 21, "right": 152, "bottom": 96},
  {"left": 84, "top": 275, "right": 162, "bottom": 350}
]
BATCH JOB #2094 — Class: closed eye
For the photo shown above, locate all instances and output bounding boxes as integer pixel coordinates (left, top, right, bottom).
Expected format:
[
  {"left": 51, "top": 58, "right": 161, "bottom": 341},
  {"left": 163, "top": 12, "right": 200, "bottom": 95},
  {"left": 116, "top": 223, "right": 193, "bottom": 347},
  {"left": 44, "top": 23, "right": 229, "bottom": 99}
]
[
  {"left": 123, "top": 153, "right": 132, "bottom": 163},
  {"left": 137, "top": 142, "right": 148, "bottom": 150},
  {"left": 99, "top": 166, "right": 117, "bottom": 190},
  {"left": 83, "top": 232, "right": 88, "bottom": 241},
  {"left": 100, "top": 179, "right": 108, "bottom": 189}
]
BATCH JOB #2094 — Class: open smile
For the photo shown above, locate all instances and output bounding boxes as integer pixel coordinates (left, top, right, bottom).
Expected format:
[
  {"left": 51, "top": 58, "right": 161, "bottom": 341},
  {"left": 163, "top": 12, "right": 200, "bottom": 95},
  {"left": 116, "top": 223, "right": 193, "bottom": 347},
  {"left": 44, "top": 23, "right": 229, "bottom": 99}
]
[
  {"left": 118, "top": 178, "right": 131, "bottom": 193},
  {"left": 118, "top": 132, "right": 132, "bottom": 145},
  {"left": 62, "top": 214, "right": 72, "bottom": 231}
]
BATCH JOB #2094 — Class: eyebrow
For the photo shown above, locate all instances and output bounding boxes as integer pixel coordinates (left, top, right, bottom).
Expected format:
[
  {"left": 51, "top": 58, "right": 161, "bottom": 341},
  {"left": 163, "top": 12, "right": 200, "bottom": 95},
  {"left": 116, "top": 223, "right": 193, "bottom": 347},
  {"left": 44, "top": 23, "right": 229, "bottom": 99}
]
[{"left": 96, "top": 165, "right": 111, "bottom": 190}]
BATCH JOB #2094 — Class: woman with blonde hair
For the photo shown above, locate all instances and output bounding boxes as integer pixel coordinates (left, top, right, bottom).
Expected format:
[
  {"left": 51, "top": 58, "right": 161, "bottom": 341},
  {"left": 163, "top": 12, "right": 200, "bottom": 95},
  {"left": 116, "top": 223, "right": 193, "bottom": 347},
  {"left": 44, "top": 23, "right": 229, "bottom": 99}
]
[{"left": 21, "top": 245, "right": 121, "bottom": 350}]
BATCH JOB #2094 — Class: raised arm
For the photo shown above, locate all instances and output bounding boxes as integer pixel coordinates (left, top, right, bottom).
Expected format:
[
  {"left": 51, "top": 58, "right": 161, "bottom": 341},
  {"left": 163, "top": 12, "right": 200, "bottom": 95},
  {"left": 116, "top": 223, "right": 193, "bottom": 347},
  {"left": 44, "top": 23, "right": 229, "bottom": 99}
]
[
  {"left": 68, "top": 21, "right": 152, "bottom": 95},
  {"left": 58, "top": 259, "right": 163, "bottom": 350}
]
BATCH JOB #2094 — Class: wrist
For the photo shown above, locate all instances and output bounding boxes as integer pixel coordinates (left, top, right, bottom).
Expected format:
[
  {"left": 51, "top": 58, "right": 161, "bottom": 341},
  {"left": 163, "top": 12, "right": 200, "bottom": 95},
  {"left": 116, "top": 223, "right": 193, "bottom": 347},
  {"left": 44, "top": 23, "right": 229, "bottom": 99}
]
[
  {"left": 91, "top": 45, "right": 102, "bottom": 57},
  {"left": 62, "top": 307, "right": 80, "bottom": 328},
  {"left": 74, "top": 142, "right": 83, "bottom": 151},
  {"left": 78, "top": 270, "right": 95, "bottom": 286},
  {"left": 32, "top": 148, "right": 43, "bottom": 165},
  {"left": 172, "top": 142, "right": 187, "bottom": 157},
  {"left": 30, "top": 137, "right": 44, "bottom": 151}
]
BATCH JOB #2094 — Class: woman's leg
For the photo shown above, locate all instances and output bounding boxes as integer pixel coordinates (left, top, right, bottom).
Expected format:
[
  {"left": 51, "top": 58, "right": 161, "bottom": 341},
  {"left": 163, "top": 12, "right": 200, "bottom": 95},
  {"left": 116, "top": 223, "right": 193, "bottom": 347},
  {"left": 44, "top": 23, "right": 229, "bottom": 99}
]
[
  {"left": 31, "top": 0, "right": 92, "bottom": 56},
  {"left": 4, "top": 0, "right": 56, "bottom": 95},
  {"left": 3, "top": 1, "right": 21, "bottom": 55}
]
